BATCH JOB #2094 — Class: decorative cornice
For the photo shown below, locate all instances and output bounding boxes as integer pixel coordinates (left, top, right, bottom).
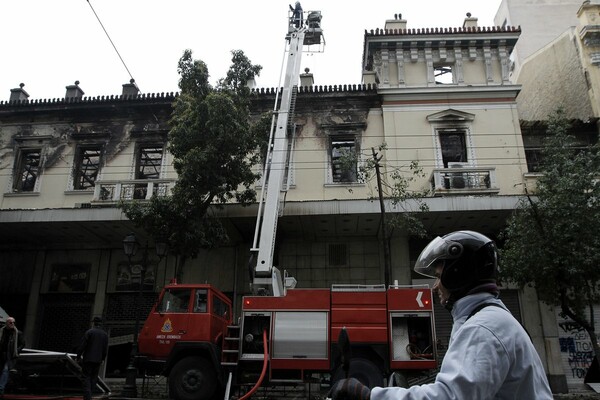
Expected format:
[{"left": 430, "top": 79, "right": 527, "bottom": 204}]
[
  {"left": 365, "top": 25, "right": 521, "bottom": 37},
  {"left": 0, "top": 84, "right": 379, "bottom": 110},
  {"left": 0, "top": 92, "right": 179, "bottom": 107}
]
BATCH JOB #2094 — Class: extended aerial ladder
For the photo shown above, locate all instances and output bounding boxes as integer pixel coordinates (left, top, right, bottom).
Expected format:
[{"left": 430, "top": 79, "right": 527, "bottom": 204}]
[{"left": 250, "top": 5, "right": 323, "bottom": 296}]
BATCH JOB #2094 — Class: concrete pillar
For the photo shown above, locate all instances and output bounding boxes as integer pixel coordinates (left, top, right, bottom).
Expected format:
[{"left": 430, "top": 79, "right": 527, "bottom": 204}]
[
  {"left": 389, "top": 235, "right": 411, "bottom": 285},
  {"left": 520, "top": 286, "right": 568, "bottom": 393}
]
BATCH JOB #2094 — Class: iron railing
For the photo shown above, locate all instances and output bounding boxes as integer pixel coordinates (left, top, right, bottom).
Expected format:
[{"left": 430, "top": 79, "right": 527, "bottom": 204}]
[{"left": 92, "top": 179, "right": 176, "bottom": 203}]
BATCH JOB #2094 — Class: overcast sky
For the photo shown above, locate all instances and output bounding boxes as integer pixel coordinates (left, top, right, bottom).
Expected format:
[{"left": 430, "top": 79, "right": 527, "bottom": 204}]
[{"left": 0, "top": 0, "right": 502, "bottom": 101}]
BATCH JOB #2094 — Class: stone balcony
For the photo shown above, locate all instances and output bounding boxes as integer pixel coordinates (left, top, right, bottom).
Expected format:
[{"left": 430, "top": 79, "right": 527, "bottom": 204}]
[
  {"left": 429, "top": 166, "right": 499, "bottom": 196},
  {"left": 92, "top": 179, "right": 176, "bottom": 204}
]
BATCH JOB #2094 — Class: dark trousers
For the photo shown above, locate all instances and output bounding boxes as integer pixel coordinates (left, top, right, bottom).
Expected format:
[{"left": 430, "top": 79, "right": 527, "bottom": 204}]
[{"left": 81, "top": 362, "right": 101, "bottom": 400}]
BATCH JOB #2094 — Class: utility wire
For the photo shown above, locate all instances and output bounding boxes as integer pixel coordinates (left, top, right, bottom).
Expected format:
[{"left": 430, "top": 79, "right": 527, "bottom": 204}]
[
  {"left": 86, "top": 0, "right": 161, "bottom": 123},
  {"left": 86, "top": 0, "right": 136, "bottom": 88}
]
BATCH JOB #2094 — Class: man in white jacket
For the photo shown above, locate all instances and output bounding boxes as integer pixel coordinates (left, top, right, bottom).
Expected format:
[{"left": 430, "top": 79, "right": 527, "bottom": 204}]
[{"left": 330, "top": 230, "right": 553, "bottom": 400}]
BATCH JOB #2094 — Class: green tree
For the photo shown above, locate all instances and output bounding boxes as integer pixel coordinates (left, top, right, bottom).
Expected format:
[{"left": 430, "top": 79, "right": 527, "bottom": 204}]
[
  {"left": 339, "top": 143, "right": 430, "bottom": 285},
  {"left": 501, "top": 108, "right": 600, "bottom": 358},
  {"left": 352, "top": 143, "right": 430, "bottom": 236},
  {"left": 121, "top": 49, "right": 268, "bottom": 278}
]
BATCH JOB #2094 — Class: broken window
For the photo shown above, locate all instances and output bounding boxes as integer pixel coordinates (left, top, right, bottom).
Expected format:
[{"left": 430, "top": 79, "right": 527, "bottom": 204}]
[
  {"left": 439, "top": 130, "right": 468, "bottom": 167},
  {"left": 330, "top": 136, "right": 358, "bottom": 183},
  {"left": 434, "top": 63, "right": 454, "bottom": 84},
  {"left": 136, "top": 144, "right": 163, "bottom": 180},
  {"left": 134, "top": 144, "right": 163, "bottom": 199},
  {"left": 438, "top": 129, "right": 469, "bottom": 189},
  {"left": 14, "top": 148, "right": 41, "bottom": 192},
  {"left": 73, "top": 147, "right": 103, "bottom": 190}
]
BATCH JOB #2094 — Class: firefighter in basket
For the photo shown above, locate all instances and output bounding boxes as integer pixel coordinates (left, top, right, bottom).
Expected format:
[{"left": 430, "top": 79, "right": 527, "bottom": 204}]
[{"left": 330, "top": 230, "right": 553, "bottom": 400}]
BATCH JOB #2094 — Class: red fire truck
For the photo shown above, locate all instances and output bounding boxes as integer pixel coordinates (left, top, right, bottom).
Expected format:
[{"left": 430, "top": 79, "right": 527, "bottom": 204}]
[
  {"left": 137, "top": 5, "right": 438, "bottom": 400},
  {"left": 138, "top": 283, "right": 437, "bottom": 400}
]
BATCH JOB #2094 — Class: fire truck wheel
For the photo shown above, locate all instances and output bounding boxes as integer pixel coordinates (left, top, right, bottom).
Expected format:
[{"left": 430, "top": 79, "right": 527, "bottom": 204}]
[
  {"left": 332, "top": 358, "right": 384, "bottom": 389},
  {"left": 169, "top": 356, "right": 217, "bottom": 400}
]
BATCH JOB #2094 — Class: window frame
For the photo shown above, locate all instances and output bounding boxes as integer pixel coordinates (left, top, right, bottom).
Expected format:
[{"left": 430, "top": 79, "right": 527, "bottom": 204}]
[
  {"left": 132, "top": 143, "right": 165, "bottom": 199},
  {"left": 438, "top": 129, "right": 469, "bottom": 167},
  {"left": 72, "top": 145, "right": 104, "bottom": 190},
  {"left": 328, "top": 134, "right": 359, "bottom": 184},
  {"left": 427, "top": 110, "right": 476, "bottom": 170},
  {"left": 13, "top": 147, "right": 42, "bottom": 192},
  {"left": 135, "top": 143, "right": 164, "bottom": 180},
  {"left": 433, "top": 63, "right": 455, "bottom": 85}
]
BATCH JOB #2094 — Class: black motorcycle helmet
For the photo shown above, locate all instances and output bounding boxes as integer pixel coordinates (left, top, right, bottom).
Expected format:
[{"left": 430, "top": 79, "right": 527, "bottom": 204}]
[{"left": 414, "top": 230, "right": 498, "bottom": 307}]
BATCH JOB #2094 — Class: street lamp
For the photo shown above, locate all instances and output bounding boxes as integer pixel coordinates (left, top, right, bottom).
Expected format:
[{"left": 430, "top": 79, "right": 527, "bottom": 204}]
[
  {"left": 122, "top": 232, "right": 140, "bottom": 398},
  {"left": 121, "top": 233, "right": 168, "bottom": 398},
  {"left": 155, "top": 238, "right": 168, "bottom": 260},
  {"left": 123, "top": 233, "right": 139, "bottom": 259}
]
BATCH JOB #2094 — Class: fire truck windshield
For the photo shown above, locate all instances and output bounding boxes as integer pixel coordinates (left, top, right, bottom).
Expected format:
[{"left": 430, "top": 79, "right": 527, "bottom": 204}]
[{"left": 158, "top": 288, "right": 191, "bottom": 313}]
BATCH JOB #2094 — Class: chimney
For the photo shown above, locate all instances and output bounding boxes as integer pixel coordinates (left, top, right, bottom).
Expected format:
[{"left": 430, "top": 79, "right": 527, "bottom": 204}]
[
  {"left": 362, "top": 70, "right": 379, "bottom": 85},
  {"left": 300, "top": 68, "right": 314, "bottom": 87},
  {"left": 385, "top": 13, "right": 407, "bottom": 31},
  {"left": 122, "top": 79, "right": 140, "bottom": 98},
  {"left": 463, "top": 12, "right": 478, "bottom": 29},
  {"left": 9, "top": 83, "right": 29, "bottom": 103},
  {"left": 578, "top": 0, "right": 600, "bottom": 26},
  {"left": 65, "top": 80, "right": 84, "bottom": 100}
]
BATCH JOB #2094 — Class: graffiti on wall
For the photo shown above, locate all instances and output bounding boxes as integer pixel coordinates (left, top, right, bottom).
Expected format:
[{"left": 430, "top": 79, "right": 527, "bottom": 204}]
[{"left": 558, "top": 318, "right": 594, "bottom": 381}]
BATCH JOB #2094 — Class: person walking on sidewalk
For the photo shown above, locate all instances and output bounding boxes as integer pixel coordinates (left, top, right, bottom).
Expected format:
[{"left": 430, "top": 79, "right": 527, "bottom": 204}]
[
  {"left": 76, "top": 316, "right": 108, "bottom": 400},
  {"left": 0, "top": 317, "right": 25, "bottom": 396}
]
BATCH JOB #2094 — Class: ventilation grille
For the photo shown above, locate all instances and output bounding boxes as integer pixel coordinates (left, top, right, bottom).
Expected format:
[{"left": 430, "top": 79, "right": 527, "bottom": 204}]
[{"left": 328, "top": 243, "right": 347, "bottom": 267}]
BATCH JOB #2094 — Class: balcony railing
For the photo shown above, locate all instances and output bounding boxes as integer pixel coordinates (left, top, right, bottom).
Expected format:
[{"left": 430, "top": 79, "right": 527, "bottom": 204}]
[
  {"left": 92, "top": 179, "right": 176, "bottom": 203},
  {"left": 430, "top": 166, "right": 499, "bottom": 196}
]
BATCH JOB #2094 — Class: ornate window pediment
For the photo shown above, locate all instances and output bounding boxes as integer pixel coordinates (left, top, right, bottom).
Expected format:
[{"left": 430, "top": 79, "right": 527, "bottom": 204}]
[{"left": 426, "top": 109, "right": 475, "bottom": 123}]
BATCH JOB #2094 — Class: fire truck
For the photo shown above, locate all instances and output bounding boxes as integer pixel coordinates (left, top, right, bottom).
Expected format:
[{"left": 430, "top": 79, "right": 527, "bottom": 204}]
[{"left": 137, "top": 5, "right": 438, "bottom": 400}]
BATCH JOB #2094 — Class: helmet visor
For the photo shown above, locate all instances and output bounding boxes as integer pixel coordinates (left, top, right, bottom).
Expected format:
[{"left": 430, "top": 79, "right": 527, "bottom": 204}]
[{"left": 414, "top": 236, "right": 462, "bottom": 278}]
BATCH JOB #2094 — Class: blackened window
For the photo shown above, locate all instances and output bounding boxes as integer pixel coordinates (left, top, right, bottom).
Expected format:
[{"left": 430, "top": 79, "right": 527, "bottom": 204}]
[
  {"left": 136, "top": 145, "right": 163, "bottom": 180},
  {"left": 14, "top": 149, "right": 41, "bottom": 192},
  {"left": 439, "top": 130, "right": 467, "bottom": 167},
  {"left": 74, "top": 147, "right": 102, "bottom": 190},
  {"left": 134, "top": 144, "right": 163, "bottom": 199},
  {"left": 330, "top": 136, "right": 357, "bottom": 183}
]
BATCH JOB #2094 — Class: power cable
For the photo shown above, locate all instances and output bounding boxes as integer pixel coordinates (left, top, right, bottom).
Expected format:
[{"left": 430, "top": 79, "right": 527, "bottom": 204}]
[
  {"left": 85, "top": 0, "right": 136, "bottom": 88},
  {"left": 86, "top": 0, "right": 161, "bottom": 123}
]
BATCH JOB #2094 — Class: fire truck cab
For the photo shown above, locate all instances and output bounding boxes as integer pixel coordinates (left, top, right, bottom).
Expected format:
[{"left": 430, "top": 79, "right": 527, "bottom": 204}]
[{"left": 138, "top": 284, "right": 233, "bottom": 399}]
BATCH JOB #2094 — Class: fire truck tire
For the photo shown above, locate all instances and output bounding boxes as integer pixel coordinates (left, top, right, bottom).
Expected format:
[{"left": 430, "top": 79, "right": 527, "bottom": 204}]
[
  {"left": 332, "top": 358, "right": 384, "bottom": 389},
  {"left": 169, "top": 356, "right": 217, "bottom": 400}
]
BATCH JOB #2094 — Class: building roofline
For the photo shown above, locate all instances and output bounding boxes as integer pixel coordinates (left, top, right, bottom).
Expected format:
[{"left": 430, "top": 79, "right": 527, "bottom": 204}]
[
  {"left": 364, "top": 25, "right": 521, "bottom": 38},
  {"left": 0, "top": 84, "right": 379, "bottom": 110}
]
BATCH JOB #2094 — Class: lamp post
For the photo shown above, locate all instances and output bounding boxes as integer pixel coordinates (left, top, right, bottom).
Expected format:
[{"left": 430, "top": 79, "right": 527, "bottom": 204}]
[
  {"left": 122, "top": 233, "right": 140, "bottom": 398},
  {"left": 121, "top": 233, "right": 168, "bottom": 398}
]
